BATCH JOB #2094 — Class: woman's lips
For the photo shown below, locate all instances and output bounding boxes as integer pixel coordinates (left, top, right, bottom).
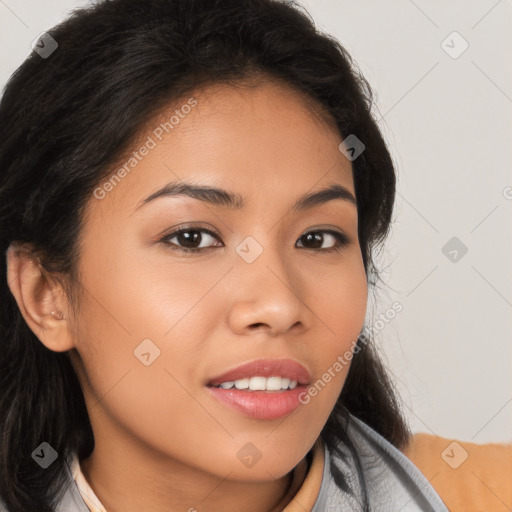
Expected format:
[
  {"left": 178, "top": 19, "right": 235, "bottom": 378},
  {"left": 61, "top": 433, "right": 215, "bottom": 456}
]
[
  {"left": 205, "top": 385, "right": 307, "bottom": 420},
  {"left": 205, "top": 358, "right": 311, "bottom": 420}
]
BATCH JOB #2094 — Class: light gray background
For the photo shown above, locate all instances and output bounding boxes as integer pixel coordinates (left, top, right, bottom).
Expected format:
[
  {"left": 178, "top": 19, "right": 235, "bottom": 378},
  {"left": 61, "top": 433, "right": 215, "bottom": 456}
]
[{"left": 1, "top": 0, "right": 511, "bottom": 443}]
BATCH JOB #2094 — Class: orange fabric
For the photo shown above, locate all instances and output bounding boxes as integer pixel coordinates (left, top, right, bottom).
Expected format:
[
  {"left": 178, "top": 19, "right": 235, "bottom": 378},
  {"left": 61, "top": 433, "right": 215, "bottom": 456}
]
[{"left": 401, "top": 433, "right": 512, "bottom": 512}]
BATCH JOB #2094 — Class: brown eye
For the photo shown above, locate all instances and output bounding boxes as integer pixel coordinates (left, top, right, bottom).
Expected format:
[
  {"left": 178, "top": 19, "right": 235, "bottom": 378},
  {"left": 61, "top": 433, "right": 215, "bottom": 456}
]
[
  {"left": 296, "top": 230, "right": 350, "bottom": 252},
  {"left": 160, "top": 227, "right": 222, "bottom": 253}
]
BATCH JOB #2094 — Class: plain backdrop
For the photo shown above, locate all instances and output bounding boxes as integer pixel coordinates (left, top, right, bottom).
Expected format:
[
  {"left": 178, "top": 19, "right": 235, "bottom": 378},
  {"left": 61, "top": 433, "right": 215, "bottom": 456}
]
[{"left": 1, "top": 0, "right": 511, "bottom": 443}]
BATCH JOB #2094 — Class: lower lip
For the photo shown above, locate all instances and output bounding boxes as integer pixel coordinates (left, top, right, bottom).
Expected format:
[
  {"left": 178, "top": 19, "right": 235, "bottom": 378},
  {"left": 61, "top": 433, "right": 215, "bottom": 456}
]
[{"left": 206, "top": 385, "right": 307, "bottom": 420}]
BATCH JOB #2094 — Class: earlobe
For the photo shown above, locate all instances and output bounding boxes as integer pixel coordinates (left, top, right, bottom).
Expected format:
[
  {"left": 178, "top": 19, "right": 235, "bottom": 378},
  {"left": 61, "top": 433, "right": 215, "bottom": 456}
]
[{"left": 5, "top": 243, "right": 75, "bottom": 353}]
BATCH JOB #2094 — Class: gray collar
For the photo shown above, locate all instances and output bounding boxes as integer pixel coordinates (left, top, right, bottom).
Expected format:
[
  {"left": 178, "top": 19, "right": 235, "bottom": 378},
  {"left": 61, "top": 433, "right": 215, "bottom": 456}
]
[{"left": 311, "top": 413, "right": 449, "bottom": 511}]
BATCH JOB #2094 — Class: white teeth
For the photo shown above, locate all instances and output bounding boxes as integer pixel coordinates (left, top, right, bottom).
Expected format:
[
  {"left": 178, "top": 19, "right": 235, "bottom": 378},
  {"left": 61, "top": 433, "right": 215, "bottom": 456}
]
[
  {"left": 215, "top": 376, "right": 299, "bottom": 391},
  {"left": 234, "top": 378, "right": 249, "bottom": 389},
  {"left": 249, "top": 376, "right": 267, "bottom": 390},
  {"left": 265, "top": 376, "right": 282, "bottom": 391}
]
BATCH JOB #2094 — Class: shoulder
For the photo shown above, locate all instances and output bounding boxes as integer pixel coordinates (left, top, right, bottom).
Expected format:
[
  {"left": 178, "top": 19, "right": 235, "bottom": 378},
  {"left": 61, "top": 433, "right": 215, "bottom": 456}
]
[
  {"left": 401, "top": 431, "right": 512, "bottom": 511},
  {"left": 318, "top": 413, "right": 450, "bottom": 511}
]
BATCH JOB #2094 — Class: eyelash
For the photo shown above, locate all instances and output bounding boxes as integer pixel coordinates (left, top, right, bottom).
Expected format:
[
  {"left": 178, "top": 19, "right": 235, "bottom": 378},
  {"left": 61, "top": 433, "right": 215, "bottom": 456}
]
[{"left": 158, "top": 226, "right": 351, "bottom": 254}]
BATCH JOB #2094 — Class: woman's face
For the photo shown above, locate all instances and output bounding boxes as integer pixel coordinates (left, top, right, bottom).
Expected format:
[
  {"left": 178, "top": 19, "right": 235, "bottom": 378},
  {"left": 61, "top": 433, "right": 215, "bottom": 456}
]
[{"left": 70, "top": 79, "right": 368, "bottom": 481}]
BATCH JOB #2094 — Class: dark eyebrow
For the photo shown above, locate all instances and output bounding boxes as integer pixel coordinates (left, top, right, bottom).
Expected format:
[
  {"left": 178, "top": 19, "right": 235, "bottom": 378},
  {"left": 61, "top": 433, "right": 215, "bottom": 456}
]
[{"left": 133, "top": 181, "right": 356, "bottom": 213}]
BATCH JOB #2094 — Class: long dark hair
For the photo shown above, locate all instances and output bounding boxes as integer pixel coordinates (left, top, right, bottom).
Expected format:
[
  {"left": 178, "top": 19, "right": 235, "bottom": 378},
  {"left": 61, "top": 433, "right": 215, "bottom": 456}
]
[{"left": 0, "top": 0, "right": 410, "bottom": 510}]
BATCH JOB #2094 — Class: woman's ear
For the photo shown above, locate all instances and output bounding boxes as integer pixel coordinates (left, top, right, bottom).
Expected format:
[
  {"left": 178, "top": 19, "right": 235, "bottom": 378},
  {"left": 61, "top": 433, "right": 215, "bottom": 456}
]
[{"left": 5, "top": 242, "right": 75, "bottom": 352}]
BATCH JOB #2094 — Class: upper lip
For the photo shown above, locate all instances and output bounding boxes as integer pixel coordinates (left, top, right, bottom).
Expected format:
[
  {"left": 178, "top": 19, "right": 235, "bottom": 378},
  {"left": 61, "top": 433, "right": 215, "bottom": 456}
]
[{"left": 207, "top": 358, "right": 312, "bottom": 387}]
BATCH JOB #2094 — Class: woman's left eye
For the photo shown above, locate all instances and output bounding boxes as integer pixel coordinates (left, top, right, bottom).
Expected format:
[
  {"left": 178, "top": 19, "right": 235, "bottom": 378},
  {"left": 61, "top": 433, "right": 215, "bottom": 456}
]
[
  {"left": 159, "top": 227, "right": 350, "bottom": 254},
  {"left": 296, "top": 230, "right": 350, "bottom": 252}
]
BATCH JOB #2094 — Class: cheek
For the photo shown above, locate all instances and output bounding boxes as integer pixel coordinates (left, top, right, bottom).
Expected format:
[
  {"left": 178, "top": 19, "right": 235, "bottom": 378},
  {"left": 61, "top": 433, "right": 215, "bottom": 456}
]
[
  {"left": 313, "top": 252, "right": 368, "bottom": 349},
  {"left": 303, "top": 254, "right": 367, "bottom": 407},
  {"left": 72, "top": 284, "right": 222, "bottom": 467}
]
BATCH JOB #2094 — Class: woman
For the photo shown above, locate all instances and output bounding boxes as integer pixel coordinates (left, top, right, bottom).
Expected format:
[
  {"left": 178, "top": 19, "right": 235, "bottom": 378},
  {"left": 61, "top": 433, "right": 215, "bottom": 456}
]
[{"left": 0, "top": 0, "right": 449, "bottom": 510}]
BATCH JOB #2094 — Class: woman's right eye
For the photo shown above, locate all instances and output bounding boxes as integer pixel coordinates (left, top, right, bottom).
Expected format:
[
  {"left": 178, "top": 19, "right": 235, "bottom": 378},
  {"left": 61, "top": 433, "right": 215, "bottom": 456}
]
[{"left": 159, "top": 227, "right": 223, "bottom": 254}]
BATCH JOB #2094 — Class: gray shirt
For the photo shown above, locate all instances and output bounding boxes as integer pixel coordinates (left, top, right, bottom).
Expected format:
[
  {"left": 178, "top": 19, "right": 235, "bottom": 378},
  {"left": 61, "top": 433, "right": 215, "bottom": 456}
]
[
  {"left": 311, "top": 413, "right": 449, "bottom": 511},
  {"left": 1, "top": 412, "right": 449, "bottom": 511}
]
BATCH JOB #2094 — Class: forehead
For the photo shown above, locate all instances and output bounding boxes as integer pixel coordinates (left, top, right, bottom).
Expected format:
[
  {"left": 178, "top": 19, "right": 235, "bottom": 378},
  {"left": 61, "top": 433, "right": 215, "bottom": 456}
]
[{"left": 88, "top": 79, "right": 354, "bottom": 221}]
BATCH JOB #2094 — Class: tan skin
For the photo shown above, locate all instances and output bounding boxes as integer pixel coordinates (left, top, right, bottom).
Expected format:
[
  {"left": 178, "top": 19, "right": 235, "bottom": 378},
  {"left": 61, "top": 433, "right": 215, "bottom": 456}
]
[{"left": 6, "top": 79, "right": 368, "bottom": 512}]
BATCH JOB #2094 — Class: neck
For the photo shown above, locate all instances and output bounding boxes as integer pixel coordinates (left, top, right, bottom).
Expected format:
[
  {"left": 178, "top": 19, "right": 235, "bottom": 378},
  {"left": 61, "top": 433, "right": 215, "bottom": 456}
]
[{"left": 79, "top": 429, "right": 304, "bottom": 512}]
